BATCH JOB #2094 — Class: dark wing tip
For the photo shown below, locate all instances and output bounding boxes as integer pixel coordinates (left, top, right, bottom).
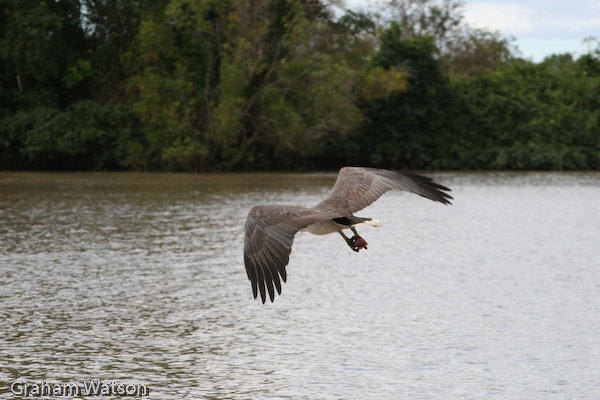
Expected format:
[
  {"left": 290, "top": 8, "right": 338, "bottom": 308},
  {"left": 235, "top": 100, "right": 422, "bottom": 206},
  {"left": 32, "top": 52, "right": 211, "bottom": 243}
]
[
  {"left": 403, "top": 172, "right": 453, "bottom": 205},
  {"left": 245, "top": 258, "right": 285, "bottom": 304}
]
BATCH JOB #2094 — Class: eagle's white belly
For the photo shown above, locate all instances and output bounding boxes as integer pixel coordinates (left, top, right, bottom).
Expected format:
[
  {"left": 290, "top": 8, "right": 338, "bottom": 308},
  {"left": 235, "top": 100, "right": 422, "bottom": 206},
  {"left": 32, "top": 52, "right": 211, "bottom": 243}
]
[
  {"left": 301, "top": 218, "right": 381, "bottom": 235},
  {"left": 301, "top": 220, "right": 339, "bottom": 235}
]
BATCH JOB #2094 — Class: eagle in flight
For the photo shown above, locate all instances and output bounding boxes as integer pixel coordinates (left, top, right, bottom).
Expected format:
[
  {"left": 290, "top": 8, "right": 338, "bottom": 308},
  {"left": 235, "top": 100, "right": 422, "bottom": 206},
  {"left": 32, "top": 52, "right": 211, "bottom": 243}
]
[{"left": 243, "top": 167, "right": 452, "bottom": 303}]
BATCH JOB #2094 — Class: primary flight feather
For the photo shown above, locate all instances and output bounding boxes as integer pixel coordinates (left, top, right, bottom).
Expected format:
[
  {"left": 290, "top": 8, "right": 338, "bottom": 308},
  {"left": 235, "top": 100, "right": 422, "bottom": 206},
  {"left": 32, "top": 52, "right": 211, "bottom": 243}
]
[{"left": 243, "top": 167, "right": 453, "bottom": 303}]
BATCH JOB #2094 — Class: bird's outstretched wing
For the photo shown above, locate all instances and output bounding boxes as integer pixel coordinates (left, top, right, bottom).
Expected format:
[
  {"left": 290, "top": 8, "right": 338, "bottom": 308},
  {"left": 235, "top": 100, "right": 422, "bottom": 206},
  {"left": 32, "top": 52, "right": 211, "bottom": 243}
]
[
  {"left": 314, "top": 167, "right": 452, "bottom": 214},
  {"left": 244, "top": 205, "right": 337, "bottom": 303}
]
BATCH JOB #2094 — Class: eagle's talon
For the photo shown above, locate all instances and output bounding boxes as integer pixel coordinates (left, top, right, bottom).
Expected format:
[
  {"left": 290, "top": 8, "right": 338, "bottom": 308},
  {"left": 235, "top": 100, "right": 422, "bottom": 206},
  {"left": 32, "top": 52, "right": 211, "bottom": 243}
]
[{"left": 349, "top": 235, "right": 368, "bottom": 252}]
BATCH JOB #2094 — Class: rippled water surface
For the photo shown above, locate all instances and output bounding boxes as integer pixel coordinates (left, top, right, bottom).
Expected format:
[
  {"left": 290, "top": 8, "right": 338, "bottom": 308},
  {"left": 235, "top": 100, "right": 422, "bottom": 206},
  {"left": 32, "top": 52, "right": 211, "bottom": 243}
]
[{"left": 1, "top": 171, "right": 599, "bottom": 399}]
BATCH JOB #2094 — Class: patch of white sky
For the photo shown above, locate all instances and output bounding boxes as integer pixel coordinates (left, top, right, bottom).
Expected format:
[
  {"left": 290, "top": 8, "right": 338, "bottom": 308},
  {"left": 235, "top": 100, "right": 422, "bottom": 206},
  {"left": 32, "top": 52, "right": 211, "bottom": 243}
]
[{"left": 338, "top": 0, "right": 600, "bottom": 61}]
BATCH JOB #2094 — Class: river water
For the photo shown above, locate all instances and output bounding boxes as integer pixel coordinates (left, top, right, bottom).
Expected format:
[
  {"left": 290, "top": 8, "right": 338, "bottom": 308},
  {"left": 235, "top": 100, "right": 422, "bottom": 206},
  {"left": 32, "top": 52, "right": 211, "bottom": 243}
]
[{"left": 1, "top": 171, "right": 599, "bottom": 399}]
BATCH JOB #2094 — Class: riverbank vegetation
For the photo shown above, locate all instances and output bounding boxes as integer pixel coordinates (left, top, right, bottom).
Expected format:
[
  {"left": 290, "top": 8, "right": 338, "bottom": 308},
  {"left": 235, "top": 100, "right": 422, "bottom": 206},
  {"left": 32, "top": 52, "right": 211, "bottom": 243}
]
[{"left": 2, "top": 0, "right": 599, "bottom": 171}]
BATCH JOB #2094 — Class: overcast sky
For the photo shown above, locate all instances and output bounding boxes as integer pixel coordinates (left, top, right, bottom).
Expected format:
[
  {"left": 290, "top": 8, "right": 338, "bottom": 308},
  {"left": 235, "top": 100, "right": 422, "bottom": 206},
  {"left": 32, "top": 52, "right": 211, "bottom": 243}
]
[{"left": 344, "top": 0, "right": 600, "bottom": 61}]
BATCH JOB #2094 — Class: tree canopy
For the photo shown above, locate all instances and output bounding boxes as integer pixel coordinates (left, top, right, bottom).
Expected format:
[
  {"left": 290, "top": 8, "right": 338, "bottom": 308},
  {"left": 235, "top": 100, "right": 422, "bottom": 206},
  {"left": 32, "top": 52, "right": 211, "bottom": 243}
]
[{"left": 1, "top": 0, "right": 599, "bottom": 171}]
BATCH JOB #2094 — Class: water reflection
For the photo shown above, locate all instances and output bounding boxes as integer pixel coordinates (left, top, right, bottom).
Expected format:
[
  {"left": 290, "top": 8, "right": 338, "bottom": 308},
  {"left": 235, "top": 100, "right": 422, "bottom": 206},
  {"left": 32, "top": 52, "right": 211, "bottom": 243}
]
[{"left": 1, "top": 171, "right": 599, "bottom": 399}]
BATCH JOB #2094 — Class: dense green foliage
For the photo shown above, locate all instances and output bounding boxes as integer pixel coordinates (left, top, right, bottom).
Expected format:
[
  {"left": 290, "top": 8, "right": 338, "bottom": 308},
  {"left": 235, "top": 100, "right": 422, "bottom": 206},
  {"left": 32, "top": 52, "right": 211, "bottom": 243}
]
[{"left": 1, "top": 0, "right": 599, "bottom": 171}]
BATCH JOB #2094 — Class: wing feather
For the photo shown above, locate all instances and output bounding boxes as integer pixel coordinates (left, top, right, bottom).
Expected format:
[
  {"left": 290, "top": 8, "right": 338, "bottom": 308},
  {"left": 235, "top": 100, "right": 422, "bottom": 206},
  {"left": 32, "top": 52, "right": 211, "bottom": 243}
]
[
  {"left": 244, "top": 205, "right": 337, "bottom": 303},
  {"left": 314, "top": 167, "right": 452, "bottom": 214}
]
